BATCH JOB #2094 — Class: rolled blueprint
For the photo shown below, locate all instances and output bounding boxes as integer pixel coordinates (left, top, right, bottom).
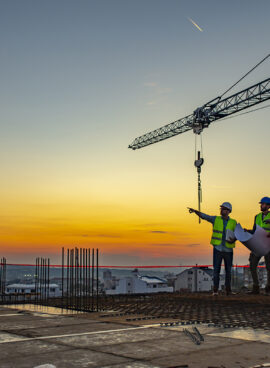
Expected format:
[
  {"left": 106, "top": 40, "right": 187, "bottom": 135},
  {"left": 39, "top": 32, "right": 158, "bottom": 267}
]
[
  {"left": 234, "top": 224, "right": 270, "bottom": 257},
  {"left": 226, "top": 229, "right": 237, "bottom": 243}
]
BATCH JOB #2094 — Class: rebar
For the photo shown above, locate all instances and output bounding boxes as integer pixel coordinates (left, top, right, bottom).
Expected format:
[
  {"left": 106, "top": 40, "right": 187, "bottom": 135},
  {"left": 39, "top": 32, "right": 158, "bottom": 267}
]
[
  {"left": 92, "top": 248, "right": 94, "bottom": 311},
  {"left": 93, "top": 292, "right": 270, "bottom": 330},
  {"left": 0, "top": 257, "right": 7, "bottom": 296},
  {"left": 25, "top": 256, "right": 51, "bottom": 304},
  {"left": 57, "top": 248, "right": 99, "bottom": 312}
]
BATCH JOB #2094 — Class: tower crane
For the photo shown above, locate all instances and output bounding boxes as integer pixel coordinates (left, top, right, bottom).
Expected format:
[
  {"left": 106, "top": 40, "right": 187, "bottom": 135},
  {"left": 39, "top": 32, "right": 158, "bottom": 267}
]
[{"left": 128, "top": 76, "right": 270, "bottom": 220}]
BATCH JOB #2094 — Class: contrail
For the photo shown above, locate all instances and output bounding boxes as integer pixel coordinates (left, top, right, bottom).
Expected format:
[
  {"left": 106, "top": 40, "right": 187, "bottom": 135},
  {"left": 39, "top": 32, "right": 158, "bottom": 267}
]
[{"left": 188, "top": 17, "right": 203, "bottom": 32}]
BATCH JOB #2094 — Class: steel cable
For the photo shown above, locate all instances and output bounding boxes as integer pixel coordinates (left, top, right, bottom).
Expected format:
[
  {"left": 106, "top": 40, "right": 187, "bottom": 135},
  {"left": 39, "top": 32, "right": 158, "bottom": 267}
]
[{"left": 220, "top": 53, "right": 270, "bottom": 99}]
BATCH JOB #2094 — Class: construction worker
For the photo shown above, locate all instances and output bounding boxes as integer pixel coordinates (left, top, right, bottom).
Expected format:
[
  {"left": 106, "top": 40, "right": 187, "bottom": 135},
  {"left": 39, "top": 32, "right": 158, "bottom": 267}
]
[
  {"left": 188, "top": 202, "right": 237, "bottom": 295},
  {"left": 245, "top": 197, "right": 270, "bottom": 294}
]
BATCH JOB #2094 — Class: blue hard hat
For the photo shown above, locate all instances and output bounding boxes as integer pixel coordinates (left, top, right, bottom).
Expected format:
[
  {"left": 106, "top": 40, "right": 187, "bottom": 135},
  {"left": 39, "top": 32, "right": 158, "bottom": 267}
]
[{"left": 259, "top": 197, "right": 270, "bottom": 205}]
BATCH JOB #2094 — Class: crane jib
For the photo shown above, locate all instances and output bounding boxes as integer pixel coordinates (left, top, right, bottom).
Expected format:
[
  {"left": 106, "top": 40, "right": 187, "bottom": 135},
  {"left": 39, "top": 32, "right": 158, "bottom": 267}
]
[{"left": 128, "top": 77, "right": 270, "bottom": 150}]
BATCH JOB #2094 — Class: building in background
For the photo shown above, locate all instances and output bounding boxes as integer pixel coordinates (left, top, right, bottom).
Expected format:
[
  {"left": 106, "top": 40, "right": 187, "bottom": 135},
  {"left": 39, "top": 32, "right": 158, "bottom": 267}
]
[
  {"left": 105, "top": 270, "right": 173, "bottom": 295},
  {"left": 6, "top": 283, "right": 61, "bottom": 297},
  {"left": 174, "top": 267, "right": 225, "bottom": 292},
  {"left": 164, "top": 272, "right": 177, "bottom": 287},
  {"left": 103, "top": 270, "right": 118, "bottom": 290}
]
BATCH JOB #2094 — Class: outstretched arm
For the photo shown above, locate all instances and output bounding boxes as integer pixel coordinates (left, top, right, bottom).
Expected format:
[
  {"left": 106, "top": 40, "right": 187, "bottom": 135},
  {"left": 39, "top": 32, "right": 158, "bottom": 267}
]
[
  {"left": 187, "top": 208, "right": 203, "bottom": 217},
  {"left": 187, "top": 208, "right": 215, "bottom": 224}
]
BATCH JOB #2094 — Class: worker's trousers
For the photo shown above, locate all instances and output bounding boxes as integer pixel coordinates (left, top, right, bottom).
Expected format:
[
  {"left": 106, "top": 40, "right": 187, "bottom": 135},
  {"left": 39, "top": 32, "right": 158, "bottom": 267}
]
[
  {"left": 213, "top": 248, "right": 233, "bottom": 291},
  {"left": 249, "top": 252, "right": 270, "bottom": 288}
]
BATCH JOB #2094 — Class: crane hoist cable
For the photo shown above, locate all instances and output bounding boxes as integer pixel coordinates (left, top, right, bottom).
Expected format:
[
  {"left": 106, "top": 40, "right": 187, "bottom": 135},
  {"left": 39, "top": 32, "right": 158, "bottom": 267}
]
[
  {"left": 194, "top": 134, "right": 204, "bottom": 223},
  {"left": 220, "top": 52, "right": 270, "bottom": 99},
  {"left": 191, "top": 53, "right": 270, "bottom": 221},
  {"left": 191, "top": 104, "right": 270, "bottom": 224},
  {"left": 189, "top": 103, "right": 270, "bottom": 222}
]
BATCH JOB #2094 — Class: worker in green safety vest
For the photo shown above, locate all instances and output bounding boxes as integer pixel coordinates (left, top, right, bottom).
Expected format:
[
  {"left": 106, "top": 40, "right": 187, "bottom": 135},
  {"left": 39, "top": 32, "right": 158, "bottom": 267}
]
[
  {"left": 244, "top": 196, "right": 270, "bottom": 294},
  {"left": 188, "top": 202, "right": 237, "bottom": 296}
]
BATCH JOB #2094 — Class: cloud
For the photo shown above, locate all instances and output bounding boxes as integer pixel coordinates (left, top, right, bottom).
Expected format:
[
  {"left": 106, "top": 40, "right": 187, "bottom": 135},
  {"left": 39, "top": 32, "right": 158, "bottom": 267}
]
[
  {"left": 140, "top": 223, "right": 171, "bottom": 227},
  {"left": 150, "top": 230, "right": 167, "bottom": 234},
  {"left": 186, "top": 243, "right": 200, "bottom": 247},
  {"left": 144, "top": 82, "right": 158, "bottom": 87},
  {"left": 144, "top": 81, "right": 172, "bottom": 106},
  {"left": 69, "top": 233, "right": 122, "bottom": 239},
  {"left": 150, "top": 243, "right": 179, "bottom": 247},
  {"left": 97, "top": 234, "right": 122, "bottom": 238},
  {"left": 157, "top": 87, "right": 172, "bottom": 94}
]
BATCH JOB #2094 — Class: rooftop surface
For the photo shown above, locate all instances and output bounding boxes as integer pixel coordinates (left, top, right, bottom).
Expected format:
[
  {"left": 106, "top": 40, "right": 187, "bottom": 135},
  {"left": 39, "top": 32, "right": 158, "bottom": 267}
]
[{"left": 1, "top": 294, "right": 270, "bottom": 368}]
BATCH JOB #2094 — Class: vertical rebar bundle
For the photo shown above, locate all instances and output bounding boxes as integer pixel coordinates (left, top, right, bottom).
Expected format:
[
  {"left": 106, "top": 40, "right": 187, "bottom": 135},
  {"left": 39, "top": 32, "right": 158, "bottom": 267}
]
[
  {"left": 0, "top": 257, "right": 7, "bottom": 295},
  {"left": 35, "top": 257, "right": 50, "bottom": 304},
  {"left": 61, "top": 247, "right": 99, "bottom": 312}
]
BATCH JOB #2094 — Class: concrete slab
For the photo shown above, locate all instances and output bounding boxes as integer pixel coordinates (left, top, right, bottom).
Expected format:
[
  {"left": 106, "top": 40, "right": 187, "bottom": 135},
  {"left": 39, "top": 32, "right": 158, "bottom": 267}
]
[
  {"left": 0, "top": 340, "right": 70, "bottom": 360},
  {"left": 51, "top": 327, "right": 181, "bottom": 348},
  {"left": 0, "top": 332, "right": 26, "bottom": 343},
  {"left": 1, "top": 304, "right": 270, "bottom": 368},
  {"left": 93, "top": 333, "right": 244, "bottom": 360},
  {"left": 210, "top": 328, "right": 270, "bottom": 344},
  {"left": 149, "top": 341, "right": 270, "bottom": 368},
  {"left": 102, "top": 363, "right": 160, "bottom": 368},
  {"left": 1, "top": 348, "right": 133, "bottom": 368},
  {"left": 5, "top": 321, "right": 131, "bottom": 338},
  {"left": 0, "top": 313, "right": 24, "bottom": 317},
  {"left": 0, "top": 314, "right": 97, "bottom": 331}
]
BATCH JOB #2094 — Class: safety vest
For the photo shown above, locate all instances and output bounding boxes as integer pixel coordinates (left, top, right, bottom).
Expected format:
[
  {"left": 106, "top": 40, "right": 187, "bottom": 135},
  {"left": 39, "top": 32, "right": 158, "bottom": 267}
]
[
  {"left": 255, "top": 212, "right": 270, "bottom": 232},
  {"left": 210, "top": 216, "right": 237, "bottom": 248}
]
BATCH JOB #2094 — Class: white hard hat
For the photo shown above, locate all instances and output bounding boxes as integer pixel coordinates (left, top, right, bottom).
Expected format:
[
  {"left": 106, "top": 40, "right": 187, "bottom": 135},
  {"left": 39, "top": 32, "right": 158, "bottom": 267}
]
[{"left": 220, "top": 202, "right": 232, "bottom": 212}]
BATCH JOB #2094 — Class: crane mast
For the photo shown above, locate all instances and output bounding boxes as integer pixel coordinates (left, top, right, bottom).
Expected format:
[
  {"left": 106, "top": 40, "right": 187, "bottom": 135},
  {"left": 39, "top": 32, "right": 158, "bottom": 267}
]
[{"left": 128, "top": 77, "right": 270, "bottom": 219}]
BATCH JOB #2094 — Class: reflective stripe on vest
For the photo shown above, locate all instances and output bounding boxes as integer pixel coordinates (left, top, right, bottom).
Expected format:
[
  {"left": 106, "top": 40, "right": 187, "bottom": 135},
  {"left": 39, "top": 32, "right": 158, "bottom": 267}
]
[
  {"left": 210, "top": 216, "right": 237, "bottom": 248},
  {"left": 255, "top": 212, "right": 270, "bottom": 232}
]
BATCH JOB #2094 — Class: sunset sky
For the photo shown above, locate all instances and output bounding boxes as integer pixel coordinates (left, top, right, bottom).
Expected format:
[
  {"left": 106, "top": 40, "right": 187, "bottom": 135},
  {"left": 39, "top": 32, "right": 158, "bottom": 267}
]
[{"left": 1, "top": 0, "right": 270, "bottom": 266}]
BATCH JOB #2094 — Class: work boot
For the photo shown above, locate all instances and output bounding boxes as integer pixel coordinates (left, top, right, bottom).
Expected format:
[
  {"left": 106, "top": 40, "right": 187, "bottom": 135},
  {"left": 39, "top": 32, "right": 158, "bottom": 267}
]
[
  {"left": 212, "top": 287, "right": 218, "bottom": 296},
  {"left": 226, "top": 288, "right": 232, "bottom": 296},
  {"left": 248, "top": 285, "right": 260, "bottom": 295}
]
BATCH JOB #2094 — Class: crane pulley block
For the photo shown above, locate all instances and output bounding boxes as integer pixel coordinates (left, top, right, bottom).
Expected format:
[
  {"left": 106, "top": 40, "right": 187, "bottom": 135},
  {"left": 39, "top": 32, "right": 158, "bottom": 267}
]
[{"left": 194, "top": 151, "right": 204, "bottom": 172}]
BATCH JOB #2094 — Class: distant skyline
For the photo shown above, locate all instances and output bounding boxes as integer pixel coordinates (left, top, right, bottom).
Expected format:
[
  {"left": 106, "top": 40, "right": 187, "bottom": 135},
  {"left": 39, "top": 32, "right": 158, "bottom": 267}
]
[{"left": 0, "top": 0, "right": 270, "bottom": 265}]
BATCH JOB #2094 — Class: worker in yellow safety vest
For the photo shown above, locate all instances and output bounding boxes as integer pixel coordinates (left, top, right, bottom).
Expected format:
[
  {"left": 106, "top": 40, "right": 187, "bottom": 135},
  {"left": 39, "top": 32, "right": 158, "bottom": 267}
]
[
  {"left": 244, "top": 197, "right": 270, "bottom": 294},
  {"left": 188, "top": 202, "right": 237, "bottom": 295}
]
